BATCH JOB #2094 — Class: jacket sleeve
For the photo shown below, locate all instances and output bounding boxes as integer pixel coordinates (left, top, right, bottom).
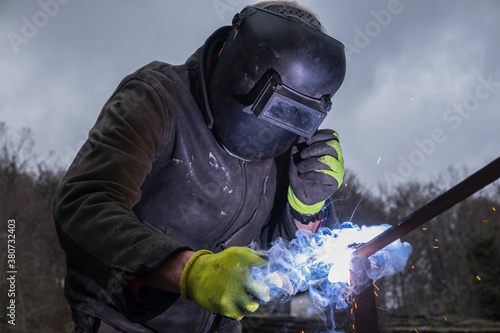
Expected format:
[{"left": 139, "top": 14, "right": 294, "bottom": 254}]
[{"left": 53, "top": 71, "right": 191, "bottom": 320}]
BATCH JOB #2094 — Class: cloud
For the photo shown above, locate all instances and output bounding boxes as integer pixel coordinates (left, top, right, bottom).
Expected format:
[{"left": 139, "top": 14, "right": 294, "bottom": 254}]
[
  {"left": 320, "top": 0, "right": 500, "bottom": 189},
  {"left": 1, "top": 1, "right": 499, "bottom": 190}
]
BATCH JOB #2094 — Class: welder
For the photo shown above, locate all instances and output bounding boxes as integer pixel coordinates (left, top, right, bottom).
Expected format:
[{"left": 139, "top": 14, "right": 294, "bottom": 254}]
[{"left": 53, "top": 1, "right": 346, "bottom": 332}]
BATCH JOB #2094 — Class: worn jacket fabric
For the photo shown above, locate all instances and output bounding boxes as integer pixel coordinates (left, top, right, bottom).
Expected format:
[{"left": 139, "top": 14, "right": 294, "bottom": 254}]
[{"left": 53, "top": 26, "right": 320, "bottom": 333}]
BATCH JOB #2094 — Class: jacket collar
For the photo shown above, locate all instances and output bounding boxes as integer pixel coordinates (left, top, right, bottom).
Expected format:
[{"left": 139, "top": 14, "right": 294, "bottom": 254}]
[{"left": 186, "top": 26, "right": 231, "bottom": 129}]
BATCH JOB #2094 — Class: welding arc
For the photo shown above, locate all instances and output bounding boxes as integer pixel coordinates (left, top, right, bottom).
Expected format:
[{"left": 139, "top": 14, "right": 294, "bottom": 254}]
[{"left": 354, "top": 156, "right": 500, "bottom": 258}]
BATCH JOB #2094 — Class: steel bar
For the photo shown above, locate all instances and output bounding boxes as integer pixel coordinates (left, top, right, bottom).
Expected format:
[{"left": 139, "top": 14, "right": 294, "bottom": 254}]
[
  {"left": 353, "top": 156, "right": 500, "bottom": 258},
  {"left": 351, "top": 156, "right": 500, "bottom": 333},
  {"left": 350, "top": 255, "right": 380, "bottom": 333}
]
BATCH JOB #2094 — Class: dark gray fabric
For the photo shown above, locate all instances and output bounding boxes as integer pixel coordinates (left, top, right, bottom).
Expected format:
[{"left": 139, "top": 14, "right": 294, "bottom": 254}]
[{"left": 98, "top": 320, "right": 122, "bottom": 333}]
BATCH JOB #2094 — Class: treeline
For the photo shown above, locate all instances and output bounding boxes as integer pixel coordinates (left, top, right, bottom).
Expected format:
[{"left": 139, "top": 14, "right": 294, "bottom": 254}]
[
  {"left": 0, "top": 123, "right": 498, "bottom": 332},
  {"left": 0, "top": 123, "right": 71, "bottom": 332},
  {"left": 381, "top": 174, "right": 500, "bottom": 323}
]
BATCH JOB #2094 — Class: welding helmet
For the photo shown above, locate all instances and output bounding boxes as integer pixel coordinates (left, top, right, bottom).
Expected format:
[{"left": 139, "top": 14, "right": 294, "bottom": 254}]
[{"left": 207, "top": 5, "right": 346, "bottom": 160}]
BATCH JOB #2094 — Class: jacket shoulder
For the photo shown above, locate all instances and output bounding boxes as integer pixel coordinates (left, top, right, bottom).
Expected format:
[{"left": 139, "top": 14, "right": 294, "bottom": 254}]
[{"left": 127, "top": 61, "right": 189, "bottom": 86}]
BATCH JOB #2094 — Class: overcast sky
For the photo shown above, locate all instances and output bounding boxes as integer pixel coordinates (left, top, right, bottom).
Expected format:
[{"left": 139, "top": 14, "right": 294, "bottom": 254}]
[{"left": 1, "top": 0, "right": 499, "bottom": 192}]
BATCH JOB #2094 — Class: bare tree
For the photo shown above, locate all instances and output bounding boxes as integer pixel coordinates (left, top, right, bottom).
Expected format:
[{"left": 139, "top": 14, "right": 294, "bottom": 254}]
[{"left": 0, "top": 123, "right": 70, "bottom": 333}]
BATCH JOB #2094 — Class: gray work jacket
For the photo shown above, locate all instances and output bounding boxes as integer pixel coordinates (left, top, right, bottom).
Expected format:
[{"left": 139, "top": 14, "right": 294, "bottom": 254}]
[{"left": 53, "top": 27, "right": 334, "bottom": 332}]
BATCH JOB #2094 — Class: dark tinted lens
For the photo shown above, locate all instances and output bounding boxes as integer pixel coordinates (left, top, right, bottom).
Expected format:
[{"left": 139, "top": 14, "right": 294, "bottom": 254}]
[{"left": 262, "top": 94, "right": 323, "bottom": 137}]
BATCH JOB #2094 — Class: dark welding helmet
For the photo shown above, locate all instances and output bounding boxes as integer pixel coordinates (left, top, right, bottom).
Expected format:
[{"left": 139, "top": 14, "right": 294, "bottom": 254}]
[{"left": 207, "top": 5, "right": 346, "bottom": 160}]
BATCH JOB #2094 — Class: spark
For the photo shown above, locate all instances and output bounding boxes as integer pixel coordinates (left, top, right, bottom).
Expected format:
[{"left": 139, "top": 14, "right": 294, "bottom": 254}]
[
  {"left": 483, "top": 219, "right": 488, "bottom": 223},
  {"left": 444, "top": 316, "right": 448, "bottom": 321},
  {"left": 374, "top": 291, "right": 379, "bottom": 297},
  {"left": 435, "top": 239, "right": 438, "bottom": 242},
  {"left": 433, "top": 246, "right": 439, "bottom": 249},
  {"left": 493, "top": 207, "right": 496, "bottom": 211},
  {"left": 415, "top": 329, "right": 419, "bottom": 333},
  {"left": 373, "top": 283, "right": 379, "bottom": 290},
  {"left": 476, "top": 276, "right": 481, "bottom": 281},
  {"left": 422, "top": 227, "right": 427, "bottom": 231},
  {"left": 377, "top": 156, "right": 381, "bottom": 164},
  {"left": 411, "top": 265, "right": 415, "bottom": 269}
]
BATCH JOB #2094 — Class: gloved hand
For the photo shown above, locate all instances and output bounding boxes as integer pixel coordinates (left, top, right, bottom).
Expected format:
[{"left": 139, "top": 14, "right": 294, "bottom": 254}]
[
  {"left": 180, "top": 247, "right": 270, "bottom": 320},
  {"left": 288, "top": 129, "right": 344, "bottom": 215}
]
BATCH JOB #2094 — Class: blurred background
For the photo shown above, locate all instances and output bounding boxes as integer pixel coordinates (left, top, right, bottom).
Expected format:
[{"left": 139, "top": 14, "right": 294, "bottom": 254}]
[{"left": 1, "top": 1, "right": 499, "bottom": 332}]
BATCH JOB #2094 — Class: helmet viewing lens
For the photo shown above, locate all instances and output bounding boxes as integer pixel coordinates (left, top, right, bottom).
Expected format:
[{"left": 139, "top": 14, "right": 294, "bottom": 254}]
[{"left": 242, "top": 69, "right": 332, "bottom": 138}]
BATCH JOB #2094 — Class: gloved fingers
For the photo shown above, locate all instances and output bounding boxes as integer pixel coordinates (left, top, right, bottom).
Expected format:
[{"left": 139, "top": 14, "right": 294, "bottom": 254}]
[
  {"left": 245, "top": 276, "right": 271, "bottom": 303},
  {"left": 299, "top": 170, "right": 338, "bottom": 186},
  {"left": 297, "top": 157, "right": 334, "bottom": 174},
  {"left": 318, "top": 155, "right": 344, "bottom": 172},
  {"left": 327, "top": 139, "right": 343, "bottom": 162},
  {"left": 298, "top": 143, "right": 343, "bottom": 169},
  {"left": 232, "top": 288, "right": 261, "bottom": 314},
  {"left": 250, "top": 249, "right": 268, "bottom": 259},
  {"left": 305, "top": 129, "right": 339, "bottom": 145},
  {"left": 300, "top": 141, "right": 338, "bottom": 160},
  {"left": 296, "top": 135, "right": 307, "bottom": 145},
  {"left": 236, "top": 248, "right": 267, "bottom": 268},
  {"left": 220, "top": 296, "right": 246, "bottom": 320},
  {"left": 224, "top": 247, "right": 267, "bottom": 267},
  {"left": 317, "top": 155, "right": 344, "bottom": 188},
  {"left": 319, "top": 155, "right": 344, "bottom": 176},
  {"left": 264, "top": 270, "right": 294, "bottom": 296}
]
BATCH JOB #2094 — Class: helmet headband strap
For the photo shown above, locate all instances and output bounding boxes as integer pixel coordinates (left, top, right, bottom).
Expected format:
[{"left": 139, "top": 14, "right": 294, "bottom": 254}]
[{"left": 263, "top": 5, "right": 322, "bottom": 31}]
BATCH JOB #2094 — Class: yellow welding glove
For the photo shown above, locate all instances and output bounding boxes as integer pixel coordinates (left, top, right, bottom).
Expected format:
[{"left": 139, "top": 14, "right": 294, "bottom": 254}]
[
  {"left": 288, "top": 129, "right": 344, "bottom": 215},
  {"left": 180, "top": 247, "right": 270, "bottom": 320}
]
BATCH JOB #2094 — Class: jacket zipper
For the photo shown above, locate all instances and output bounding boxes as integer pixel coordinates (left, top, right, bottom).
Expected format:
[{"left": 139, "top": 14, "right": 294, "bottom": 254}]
[
  {"left": 214, "top": 160, "right": 247, "bottom": 248},
  {"left": 219, "top": 175, "right": 269, "bottom": 249}
]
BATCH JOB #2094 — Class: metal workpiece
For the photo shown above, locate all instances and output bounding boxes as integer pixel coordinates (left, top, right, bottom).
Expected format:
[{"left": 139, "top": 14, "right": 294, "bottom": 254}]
[
  {"left": 354, "top": 156, "right": 500, "bottom": 258},
  {"left": 350, "top": 156, "right": 500, "bottom": 333}
]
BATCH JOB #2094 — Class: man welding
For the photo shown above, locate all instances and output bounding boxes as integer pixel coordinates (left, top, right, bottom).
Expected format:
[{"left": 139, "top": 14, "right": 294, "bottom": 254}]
[{"left": 53, "top": 1, "right": 346, "bottom": 332}]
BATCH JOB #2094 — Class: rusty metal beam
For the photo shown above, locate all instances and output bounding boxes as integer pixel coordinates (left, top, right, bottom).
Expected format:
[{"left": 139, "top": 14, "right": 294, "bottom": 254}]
[
  {"left": 353, "top": 156, "right": 500, "bottom": 258},
  {"left": 350, "top": 255, "right": 380, "bottom": 333},
  {"left": 351, "top": 156, "right": 500, "bottom": 333}
]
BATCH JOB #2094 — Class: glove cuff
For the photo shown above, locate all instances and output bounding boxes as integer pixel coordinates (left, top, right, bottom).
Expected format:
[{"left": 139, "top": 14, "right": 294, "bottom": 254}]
[
  {"left": 287, "top": 185, "right": 325, "bottom": 215},
  {"left": 180, "top": 250, "right": 213, "bottom": 301},
  {"left": 290, "top": 202, "right": 329, "bottom": 225}
]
